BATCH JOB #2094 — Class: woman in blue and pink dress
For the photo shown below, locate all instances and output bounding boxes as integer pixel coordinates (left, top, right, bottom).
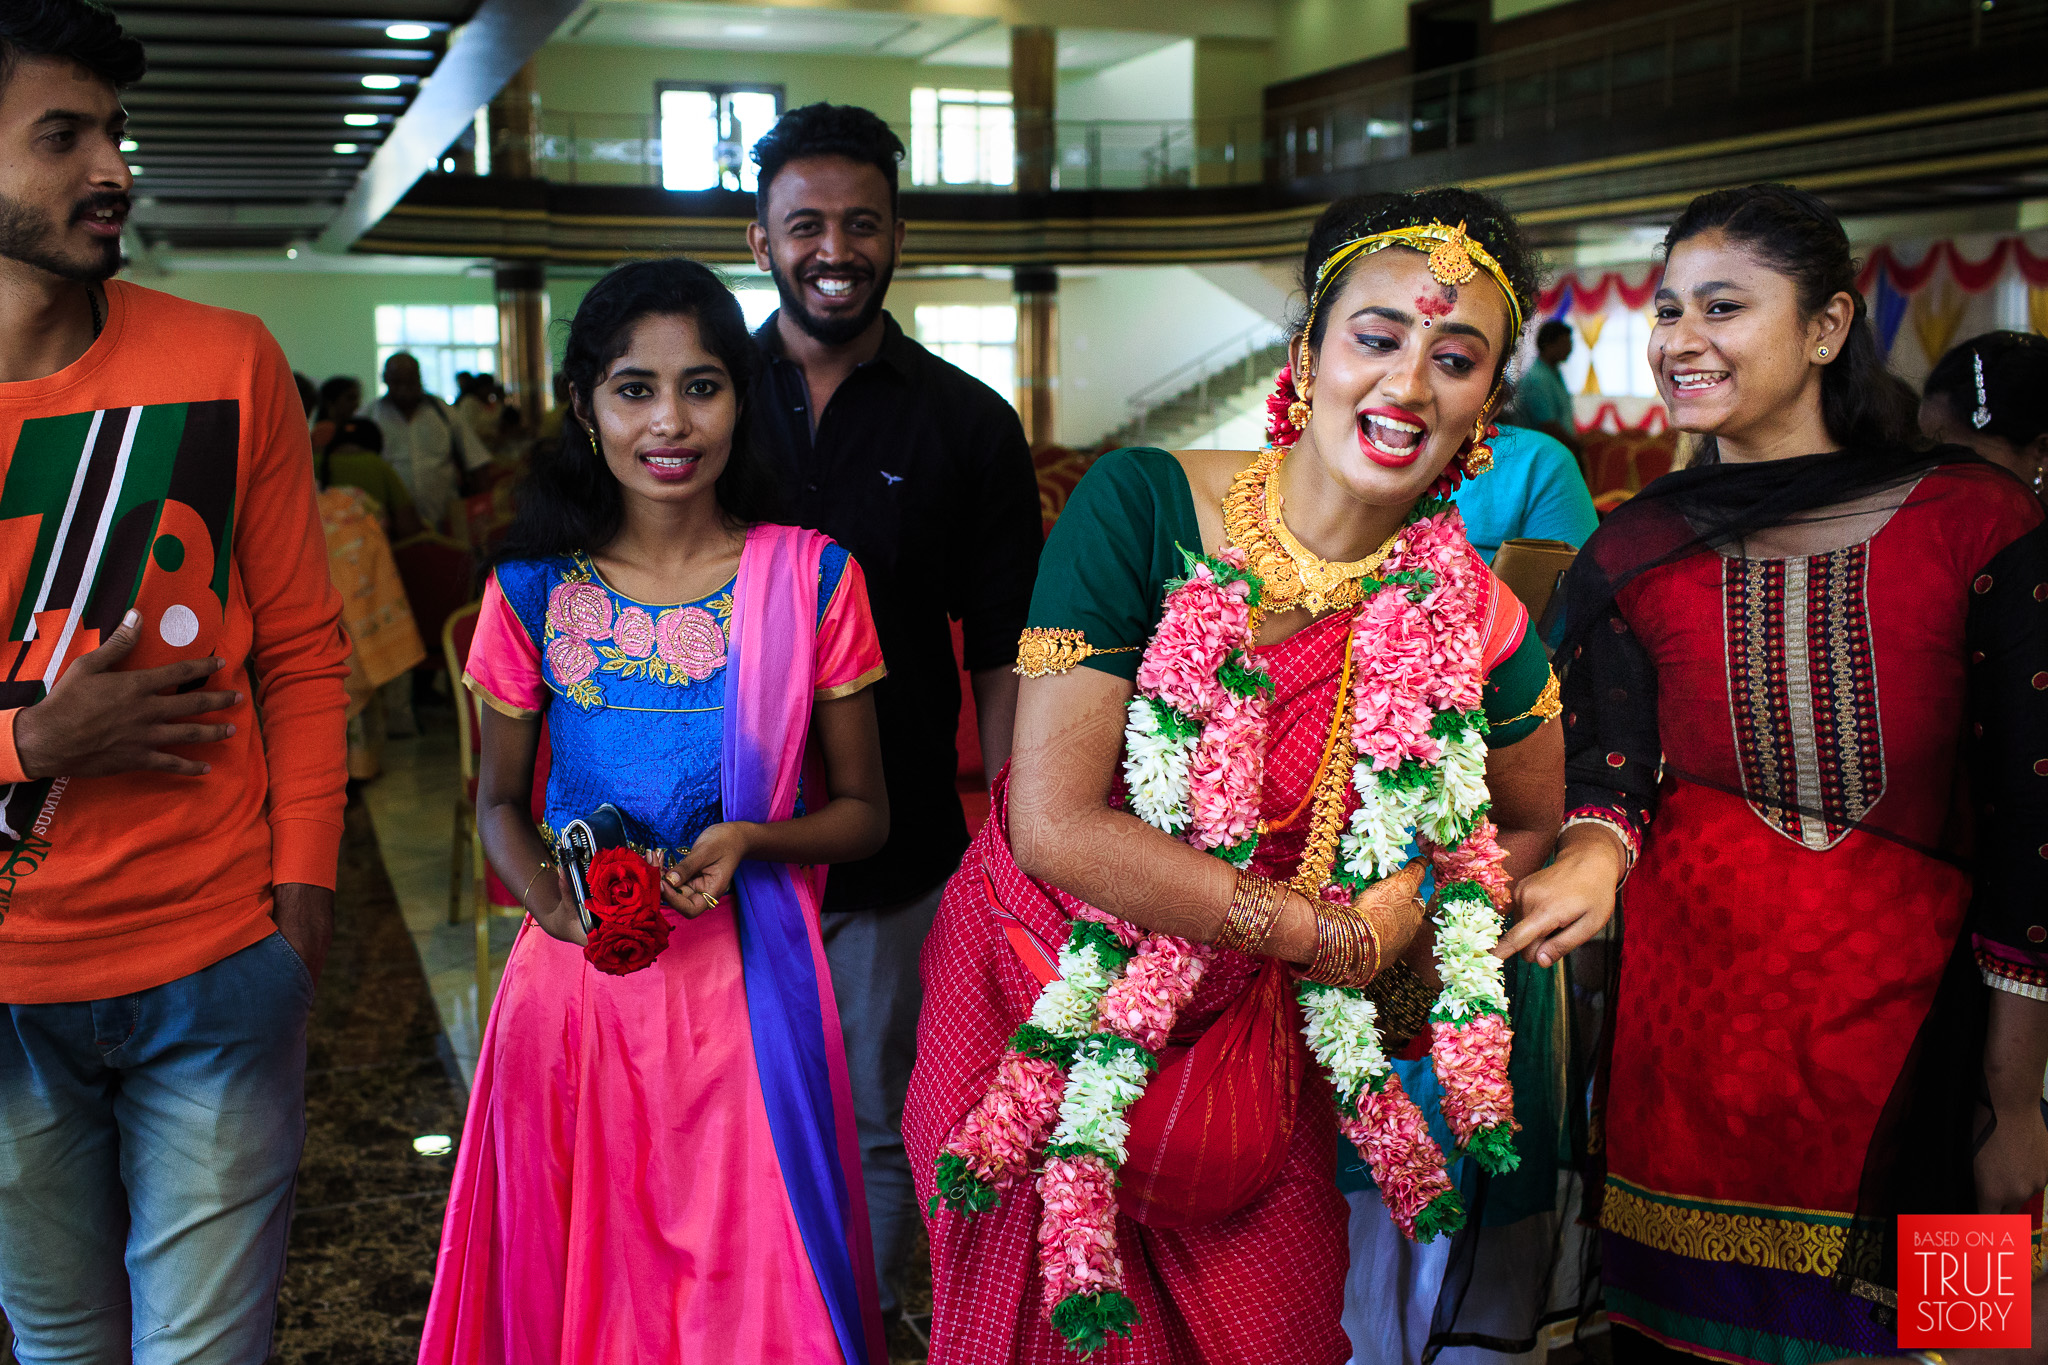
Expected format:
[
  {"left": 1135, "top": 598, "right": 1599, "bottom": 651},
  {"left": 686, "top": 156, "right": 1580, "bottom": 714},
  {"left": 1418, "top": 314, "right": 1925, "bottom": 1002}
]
[{"left": 418, "top": 258, "right": 892, "bottom": 1365}]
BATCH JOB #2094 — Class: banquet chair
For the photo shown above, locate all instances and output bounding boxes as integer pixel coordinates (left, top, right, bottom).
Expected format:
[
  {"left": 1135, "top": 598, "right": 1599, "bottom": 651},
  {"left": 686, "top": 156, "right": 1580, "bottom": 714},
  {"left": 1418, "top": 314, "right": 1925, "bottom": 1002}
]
[
  {"left": 443, "top": 603, "right": 485, "bottom": 935},
  {"left": 445, "top": 601, "right": 556, "bottom": 1013},
  {"left": 393, "top": 533, "right": 477, "bottom": 688}
]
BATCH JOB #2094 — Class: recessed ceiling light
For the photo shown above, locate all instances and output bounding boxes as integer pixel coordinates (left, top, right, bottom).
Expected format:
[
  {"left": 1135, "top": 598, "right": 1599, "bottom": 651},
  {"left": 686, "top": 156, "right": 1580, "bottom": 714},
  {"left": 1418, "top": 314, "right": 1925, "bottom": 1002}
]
[
  {"left": 722, "top": 22, "right": 769, "bottom": 36},
  {"left": 413, "top": 1134, "right": 453, "bottom": 1156},
  {"left": 361, "top": 73, "right": 401, "bottom": 90},
  {"left": 385, "top": 23, "right": 432, "bottom": 40},
  {"left": 286, "top": 247, "right": 298, "bottom": 259},
  {"left": 119, "top": 138, "right": 138, "bottom": 152},
  {"left": 127, "top": 164, "right": 142, "bottom": 175},
  {"left": 343, "top": 113, "right": 379, "bottom": 127},
  {"left": 333, "top": 142, "right": 358, "bottom": 154}
]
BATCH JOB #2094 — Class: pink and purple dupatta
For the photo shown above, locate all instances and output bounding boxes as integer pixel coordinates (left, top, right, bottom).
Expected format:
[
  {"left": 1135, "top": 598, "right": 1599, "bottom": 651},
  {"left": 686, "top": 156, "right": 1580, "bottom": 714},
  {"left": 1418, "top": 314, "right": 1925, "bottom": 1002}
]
[{"left": 723, "top": 522, "right": 886, "bottom": 1365}]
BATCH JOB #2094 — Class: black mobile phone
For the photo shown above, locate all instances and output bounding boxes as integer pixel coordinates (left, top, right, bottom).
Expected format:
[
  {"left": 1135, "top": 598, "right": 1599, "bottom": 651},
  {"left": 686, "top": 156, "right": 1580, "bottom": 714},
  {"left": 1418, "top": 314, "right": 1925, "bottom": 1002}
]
[{"left": 554, "top": 804, "right": 633, "bottom": 934}]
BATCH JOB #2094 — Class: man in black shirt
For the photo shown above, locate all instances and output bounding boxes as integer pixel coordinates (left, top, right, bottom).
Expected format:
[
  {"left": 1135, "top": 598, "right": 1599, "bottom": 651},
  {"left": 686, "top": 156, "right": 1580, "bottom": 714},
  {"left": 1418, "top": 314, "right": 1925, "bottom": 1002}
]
[{"left": 746, "top": 104, "right": 1041, "bottom": 1320}]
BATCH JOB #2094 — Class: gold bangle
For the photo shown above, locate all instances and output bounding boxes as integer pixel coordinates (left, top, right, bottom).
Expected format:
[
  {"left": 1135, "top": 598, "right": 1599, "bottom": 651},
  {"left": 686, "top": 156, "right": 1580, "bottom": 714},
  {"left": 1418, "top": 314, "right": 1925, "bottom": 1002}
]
[
  {"left": 1307, "top": 903, "right": 1381, "bottom": 989},
  {"left": 1216, "top": 871, "right": 1286, "bottom": 955},
  {"left": 520, "top": 860, "right": 554, "bottom": 911}
]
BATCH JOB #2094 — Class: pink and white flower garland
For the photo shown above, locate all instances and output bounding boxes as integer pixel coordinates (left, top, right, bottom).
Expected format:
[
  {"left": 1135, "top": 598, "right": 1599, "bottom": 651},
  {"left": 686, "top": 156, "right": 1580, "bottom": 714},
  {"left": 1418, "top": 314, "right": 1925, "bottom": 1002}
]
[{"left": 932, "top": 494, "right": 1520, "bottom": 1355}]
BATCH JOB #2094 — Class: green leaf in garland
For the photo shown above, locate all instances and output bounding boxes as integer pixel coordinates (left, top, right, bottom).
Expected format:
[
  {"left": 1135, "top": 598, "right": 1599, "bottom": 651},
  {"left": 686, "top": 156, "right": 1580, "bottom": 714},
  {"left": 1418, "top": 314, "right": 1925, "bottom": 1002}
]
[
  {"left": 1217, "top": 651, "right": 1273, "bottom": 699},
  {"left": 1411, "top": 1190, "right": 1468, "bottom": 1243},
  {"left": 1430, "top": 707, "right": 1483, "bottom": 741},
  {"left": 1330, "top": 861, "right": 1373, "bottom": 893},
  {"left": 1066, "top": 919, "right": 1133, "bottom": 974},
  {"left": 1146, "top": 696, "right": 1202, "bottom": 745},
  {"left": 1215, "top": 833, "right": 1260, "bottom": 868},
  {"left": 1463, "top": 1123, "right": 1522, "bottom": 1176},
  {"left": 933, "top": 1152, "right": 1001, "bottom": 1214},
  {"left": 1010, "top": 1023, "right": 1080, "bottom": 1066},
  {"left": 1380, "top": 757, "right": 1436, "bottom": 799},
  {"left": 1077, "top": 1032, "right": 1160, "bottom": 1073},
  {"left": 1045, "top": 1139, "right": 1122, "bottom": 1166},
  {"left": 1436, "top": 879, "right": 1495, "bottom": 914},
  {"left": 1051, "top": 1290, "right": 1143, "bottom": 1354},
  {"left": 1168, "top": 544, "right": 1264, "bottom": 607}
]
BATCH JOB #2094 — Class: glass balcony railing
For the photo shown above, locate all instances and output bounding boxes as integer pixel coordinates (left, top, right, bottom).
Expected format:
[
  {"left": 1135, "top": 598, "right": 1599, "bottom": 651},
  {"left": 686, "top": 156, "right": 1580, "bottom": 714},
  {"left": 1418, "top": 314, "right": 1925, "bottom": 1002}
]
[
  {"left": 1269, "top": 0, "right": 2048, "bottom": 180},
  {"left": 516, "top": 110, "right": 1269, "bottom": 192},
  {"left": 499, "top": 0, "right": 2045, "bottom": 196}
]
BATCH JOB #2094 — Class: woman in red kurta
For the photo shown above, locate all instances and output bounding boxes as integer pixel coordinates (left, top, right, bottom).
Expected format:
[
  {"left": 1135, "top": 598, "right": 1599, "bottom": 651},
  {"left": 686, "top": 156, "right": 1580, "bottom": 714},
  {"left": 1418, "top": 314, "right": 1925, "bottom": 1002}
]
[{"left": 1511, "top": 185, "right": 2048, "bottom": 1365}]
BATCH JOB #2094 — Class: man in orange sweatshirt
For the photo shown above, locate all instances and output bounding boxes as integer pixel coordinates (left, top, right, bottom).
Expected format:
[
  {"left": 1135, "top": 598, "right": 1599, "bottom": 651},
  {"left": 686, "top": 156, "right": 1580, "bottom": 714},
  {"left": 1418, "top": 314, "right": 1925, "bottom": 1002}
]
[{"left": 0, "top": 5, "right": 351, "bottom": 1362}]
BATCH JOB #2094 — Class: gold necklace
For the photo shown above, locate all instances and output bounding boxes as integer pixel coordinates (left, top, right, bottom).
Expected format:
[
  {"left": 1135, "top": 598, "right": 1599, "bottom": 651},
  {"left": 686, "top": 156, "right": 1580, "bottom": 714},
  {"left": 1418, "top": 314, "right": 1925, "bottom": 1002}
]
[{"left": 1221, "top": 450, "right": 1401, "bottom": 616}]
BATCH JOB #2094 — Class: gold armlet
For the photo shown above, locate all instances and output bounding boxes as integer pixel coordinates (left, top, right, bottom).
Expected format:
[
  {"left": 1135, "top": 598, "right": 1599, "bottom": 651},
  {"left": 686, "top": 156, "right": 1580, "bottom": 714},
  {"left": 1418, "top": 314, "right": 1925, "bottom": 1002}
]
[
  {"left": 1500, "top": 667, "right": 1563, "bottom": 728},
  {"left": 1014, "top": 627, "right": 1138, "bottom": 679}
]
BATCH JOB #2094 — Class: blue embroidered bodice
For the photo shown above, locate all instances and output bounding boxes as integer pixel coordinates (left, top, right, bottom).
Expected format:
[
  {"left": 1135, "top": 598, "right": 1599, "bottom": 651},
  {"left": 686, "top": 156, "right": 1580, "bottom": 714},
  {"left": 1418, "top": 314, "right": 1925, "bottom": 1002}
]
[{"left": 494, "top": 547, "right": 849, "bottom": 853}]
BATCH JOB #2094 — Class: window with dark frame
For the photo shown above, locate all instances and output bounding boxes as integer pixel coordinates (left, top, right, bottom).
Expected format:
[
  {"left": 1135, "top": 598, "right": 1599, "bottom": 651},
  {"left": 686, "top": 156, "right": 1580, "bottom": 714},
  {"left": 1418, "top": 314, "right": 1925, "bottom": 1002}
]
[{"left": 658, "top": 82, "right": 785, "bottom": 192}]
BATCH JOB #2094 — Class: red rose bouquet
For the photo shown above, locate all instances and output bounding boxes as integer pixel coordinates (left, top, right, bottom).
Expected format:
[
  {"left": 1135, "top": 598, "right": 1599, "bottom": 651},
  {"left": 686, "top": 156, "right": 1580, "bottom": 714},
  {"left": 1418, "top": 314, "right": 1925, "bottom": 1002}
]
[{"left": 581, "top": 847, "right": 670, "bottom": 976}]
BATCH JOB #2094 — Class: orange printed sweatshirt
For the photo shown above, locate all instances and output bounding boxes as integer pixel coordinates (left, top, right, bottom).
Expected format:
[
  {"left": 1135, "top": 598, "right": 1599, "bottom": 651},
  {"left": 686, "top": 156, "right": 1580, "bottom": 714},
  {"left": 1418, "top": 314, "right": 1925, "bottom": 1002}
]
[{"left": 0, "top": 281, "right": 350, "bottom": 1003}]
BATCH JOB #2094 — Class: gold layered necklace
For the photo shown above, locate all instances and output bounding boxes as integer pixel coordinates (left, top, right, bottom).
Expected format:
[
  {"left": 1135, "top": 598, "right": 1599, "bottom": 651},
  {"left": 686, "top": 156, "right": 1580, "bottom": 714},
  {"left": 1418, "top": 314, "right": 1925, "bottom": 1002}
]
[{"left": 1221, "top": 449, "right": 1402, "bottom": 616}]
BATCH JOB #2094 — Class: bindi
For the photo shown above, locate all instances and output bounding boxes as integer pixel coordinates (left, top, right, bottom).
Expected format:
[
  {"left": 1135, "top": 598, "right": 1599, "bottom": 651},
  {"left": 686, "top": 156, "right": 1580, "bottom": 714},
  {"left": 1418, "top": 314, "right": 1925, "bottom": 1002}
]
[{"left": 1415, "top": 286, "right": 1457, "bottom": 328}]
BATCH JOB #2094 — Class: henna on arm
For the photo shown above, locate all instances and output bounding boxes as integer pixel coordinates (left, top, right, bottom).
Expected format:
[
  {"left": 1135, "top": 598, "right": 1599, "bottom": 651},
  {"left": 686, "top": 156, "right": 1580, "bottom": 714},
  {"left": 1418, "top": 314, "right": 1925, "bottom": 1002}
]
[{"left": 1007, "top": 665, "right": 1322, "bottom": 961}]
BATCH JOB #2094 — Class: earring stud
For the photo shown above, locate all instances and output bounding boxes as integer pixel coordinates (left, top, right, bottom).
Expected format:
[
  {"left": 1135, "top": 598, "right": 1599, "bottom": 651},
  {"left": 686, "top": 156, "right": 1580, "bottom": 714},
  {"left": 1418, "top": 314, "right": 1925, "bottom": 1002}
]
[{"left": 1816, "top": 345, "right": 1830, "bottom": 359}]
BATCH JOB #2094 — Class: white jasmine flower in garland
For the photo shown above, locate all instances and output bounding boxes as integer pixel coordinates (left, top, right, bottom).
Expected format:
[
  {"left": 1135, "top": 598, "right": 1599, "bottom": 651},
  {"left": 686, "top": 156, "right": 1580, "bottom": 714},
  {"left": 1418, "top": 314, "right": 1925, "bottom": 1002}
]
[
  {"left": 1438, "top": 723, "right": 1490, "bottom": 811},
  {"left": 1122, "top": 698, "right": 1196, "bottom": 835},
  {"left": 1416, "top": 724, "right": 1490, "bottom": 847},
  {"left": 1048, "top": 1039, "right": 1155, "bottom": 1165},
  {"left": 1028, "top": 932, "right": 1125, "bottom": 1040},
  {"left": 1432, "top": 893, "right": 1509, "bottom": 1019},
  {"left": 1298, "top": 982, "right": 1388, "bottom": 1105},
  {"left": 1339, "top": 767, "right": 1425, "bottom": 885}
]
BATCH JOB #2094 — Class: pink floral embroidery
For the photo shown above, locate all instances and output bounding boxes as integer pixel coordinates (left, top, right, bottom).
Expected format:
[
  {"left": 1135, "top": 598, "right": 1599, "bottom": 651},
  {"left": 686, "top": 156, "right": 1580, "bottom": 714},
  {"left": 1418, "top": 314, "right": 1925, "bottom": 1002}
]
[
  {"left": 613, "top": 605, "right": 657, "bottom": 659},
  {"left": 548, "top": 580, "right": 614, "bottom": 642},
  {"left": 655, "top": 605, "right": 726, "bottom": 682},
  {"left": 546, "top": 634, "right": 599, "bottom": 686}
]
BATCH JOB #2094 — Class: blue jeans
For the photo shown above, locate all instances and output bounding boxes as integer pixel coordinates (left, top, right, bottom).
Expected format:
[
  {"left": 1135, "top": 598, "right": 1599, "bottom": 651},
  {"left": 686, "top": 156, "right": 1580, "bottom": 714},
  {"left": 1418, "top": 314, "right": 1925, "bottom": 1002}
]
[{"left": 0, "top": 933, "right": 313, "bottom": 1365}]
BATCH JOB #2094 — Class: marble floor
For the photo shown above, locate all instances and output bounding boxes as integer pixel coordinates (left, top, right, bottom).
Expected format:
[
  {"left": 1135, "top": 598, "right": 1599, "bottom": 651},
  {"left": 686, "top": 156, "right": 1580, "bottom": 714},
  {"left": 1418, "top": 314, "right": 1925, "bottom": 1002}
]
[
  {"left": 269, "top": 799, "right": 467, "bottom": 1364},
  {"left": 357, "top": 707, "right": 519, "bottom": 1090}
]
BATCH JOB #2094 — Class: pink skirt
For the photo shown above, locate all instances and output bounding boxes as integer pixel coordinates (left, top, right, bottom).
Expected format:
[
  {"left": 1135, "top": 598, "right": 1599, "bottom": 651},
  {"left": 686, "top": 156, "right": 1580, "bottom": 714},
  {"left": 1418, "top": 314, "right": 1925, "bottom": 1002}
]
[{"left": 417, "top": 906, "right": 843, "bottom": 1364}]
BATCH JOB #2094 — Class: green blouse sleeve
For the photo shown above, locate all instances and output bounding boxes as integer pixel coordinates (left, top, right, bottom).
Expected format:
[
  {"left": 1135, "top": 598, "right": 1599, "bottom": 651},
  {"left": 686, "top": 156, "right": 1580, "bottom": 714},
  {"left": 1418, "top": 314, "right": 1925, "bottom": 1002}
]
[
  {"left": 1482, "top": 628, "right": 1555, "bottom": 747},
  {"left": 1022, "top": 448, "right": 1202, "bottom": 681}
]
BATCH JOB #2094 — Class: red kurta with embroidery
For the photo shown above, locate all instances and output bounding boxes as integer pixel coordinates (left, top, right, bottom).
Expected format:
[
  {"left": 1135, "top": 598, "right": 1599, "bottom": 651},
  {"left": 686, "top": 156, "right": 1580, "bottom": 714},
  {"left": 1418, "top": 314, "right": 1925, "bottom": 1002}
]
[{"left": 1565, "top": 464, "right": 2048, "bottom": 1365}]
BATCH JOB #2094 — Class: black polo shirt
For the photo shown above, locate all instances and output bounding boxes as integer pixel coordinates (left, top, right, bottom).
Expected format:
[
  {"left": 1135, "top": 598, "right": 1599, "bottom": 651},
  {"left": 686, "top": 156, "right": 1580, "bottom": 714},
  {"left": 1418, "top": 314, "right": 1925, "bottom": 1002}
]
[{"left": 753, "top": 310, "right": 1042, "bottom": 912}]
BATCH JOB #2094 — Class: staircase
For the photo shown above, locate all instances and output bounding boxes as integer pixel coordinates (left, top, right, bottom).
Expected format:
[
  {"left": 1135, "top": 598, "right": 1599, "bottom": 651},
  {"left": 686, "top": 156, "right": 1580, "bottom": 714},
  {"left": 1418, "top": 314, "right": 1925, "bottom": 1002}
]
[{"left": 1100, "top": 325, "right": 1290, "bottom": 452}]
